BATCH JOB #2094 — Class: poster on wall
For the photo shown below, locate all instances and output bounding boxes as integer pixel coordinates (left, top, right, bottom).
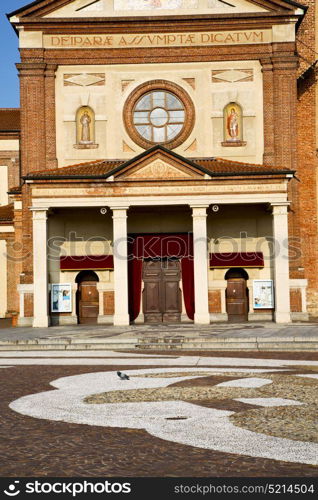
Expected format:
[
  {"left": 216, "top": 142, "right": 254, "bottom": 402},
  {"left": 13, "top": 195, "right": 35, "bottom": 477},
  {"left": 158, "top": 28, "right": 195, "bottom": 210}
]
[
  {"left": 51, "top": 284, "right": 72, "bottom": 313},
  {"left": 253, "top": 280, "right": 274, "bottom": 309}
]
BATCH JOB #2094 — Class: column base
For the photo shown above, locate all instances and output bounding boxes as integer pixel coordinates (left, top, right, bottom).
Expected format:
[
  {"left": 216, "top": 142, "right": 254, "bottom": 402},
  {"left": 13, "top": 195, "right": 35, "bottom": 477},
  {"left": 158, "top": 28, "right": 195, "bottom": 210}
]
[
  {"left": 113, "top": 314, "right": 130, "bottom": 326},
  {"left": 274, "top": 312, "right": 291, "bottom": 324},
  {"left": 134, "top": 313, "right": 145, "bottom": 324},
  {"left": 51, "top": 315, "right": 77, "bottom": 326},
  {"left": 18, "top": 317, "right": 33, "bottom": 327},
  {"left": 33, "top": 316, "right": 50, "bottom": 328},
  {"left": 97, "top": 315, "right": 114, "bottom": 324},
  {"left": 194, "top": 313, "right": 210, "bottom": 325}
]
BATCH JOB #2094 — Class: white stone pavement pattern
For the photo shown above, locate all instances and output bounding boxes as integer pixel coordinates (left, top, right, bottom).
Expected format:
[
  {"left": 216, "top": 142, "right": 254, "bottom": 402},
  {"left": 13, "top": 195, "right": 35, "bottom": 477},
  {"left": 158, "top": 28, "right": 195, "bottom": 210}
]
[
  {"left": 215, "top": 377, "right": 273, "bottom": 388},
  {"left": 234, "top": 398, "right": 304, "bottom": 407},
  {"left": 8, "top": 356, "right": 318, "bottom": 466},
  {"left": 1, "top": 351, "right": 318, "bottom": 366}
]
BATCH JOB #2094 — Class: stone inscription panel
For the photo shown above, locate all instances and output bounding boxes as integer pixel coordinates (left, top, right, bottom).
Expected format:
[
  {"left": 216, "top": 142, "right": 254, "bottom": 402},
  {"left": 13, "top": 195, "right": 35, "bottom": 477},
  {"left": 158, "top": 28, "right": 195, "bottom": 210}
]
[
  {"left": 44, "top": 30, "right": 271, "bottom": 49},
  {"left": 32, "top": 183, "right": 286, "bottom": 198}
]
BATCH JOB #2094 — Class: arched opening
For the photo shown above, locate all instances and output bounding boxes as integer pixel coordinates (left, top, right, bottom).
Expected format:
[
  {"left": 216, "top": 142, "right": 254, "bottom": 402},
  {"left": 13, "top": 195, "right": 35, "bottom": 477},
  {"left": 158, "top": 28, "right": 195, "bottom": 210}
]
[
  {"left": 225, "top": 268, "right": 249, "bottom": 323},
  {"left": 76, "top": 270, "right": 99, "bottom": 324}
]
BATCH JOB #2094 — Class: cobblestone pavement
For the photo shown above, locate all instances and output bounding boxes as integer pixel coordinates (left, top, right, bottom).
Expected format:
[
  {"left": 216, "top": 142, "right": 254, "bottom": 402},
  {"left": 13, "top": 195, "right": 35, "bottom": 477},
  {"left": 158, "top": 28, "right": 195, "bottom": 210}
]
[{"left": 1, "top": 351, "right": 318, "bottom": 477}]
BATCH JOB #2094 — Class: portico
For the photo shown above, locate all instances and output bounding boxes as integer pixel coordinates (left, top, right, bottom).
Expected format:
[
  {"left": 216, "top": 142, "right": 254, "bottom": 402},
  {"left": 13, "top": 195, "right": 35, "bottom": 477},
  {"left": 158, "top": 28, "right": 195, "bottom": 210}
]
[{"left": 21, "top": 146, "right": 298, "bottom": 328}]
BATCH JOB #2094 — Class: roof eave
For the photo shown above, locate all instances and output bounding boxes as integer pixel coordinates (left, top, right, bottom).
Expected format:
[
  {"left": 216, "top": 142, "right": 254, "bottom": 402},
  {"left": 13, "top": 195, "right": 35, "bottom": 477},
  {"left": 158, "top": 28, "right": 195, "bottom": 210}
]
[{"left": 23, "top": 170, "right": 295, "bottom": 181}]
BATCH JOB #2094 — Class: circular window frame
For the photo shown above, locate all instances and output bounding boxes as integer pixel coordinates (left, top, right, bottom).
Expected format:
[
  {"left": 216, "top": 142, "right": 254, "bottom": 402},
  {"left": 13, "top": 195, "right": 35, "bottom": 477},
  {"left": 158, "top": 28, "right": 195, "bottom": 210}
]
[{"left": 123, "top": 80, "right": 195, "bottom": 150}]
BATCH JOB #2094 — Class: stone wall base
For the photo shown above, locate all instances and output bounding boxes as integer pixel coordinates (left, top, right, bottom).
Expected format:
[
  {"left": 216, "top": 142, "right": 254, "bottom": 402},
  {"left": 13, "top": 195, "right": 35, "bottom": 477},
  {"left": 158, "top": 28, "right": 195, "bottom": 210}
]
[
  {"left": 209, "top": 313, "right": 228, "bottom": 322},
  {"left": 97, "top": 315, "right": 114, "bottom": 324},
  {"left": 17, "top": 317, "right": 33, "bottom": 327},
  {"left": 51, "top": 315, "right": 78, "bottom": 326},
  {"left": 291, "top": 312, "right": 309, "bottom": 322}
]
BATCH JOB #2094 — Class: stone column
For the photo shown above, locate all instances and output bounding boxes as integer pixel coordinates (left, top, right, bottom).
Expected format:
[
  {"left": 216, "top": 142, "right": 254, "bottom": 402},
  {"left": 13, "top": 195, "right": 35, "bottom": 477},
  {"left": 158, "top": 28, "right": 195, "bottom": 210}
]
[
  {"left": 31, "top": 208, "right": 49, "bottom": 327},
  {"left": 271, "top": 203, "right": 291, "bottom": 323},
  {"left": 191, "top": 205, "right": 210, "bottom": 324},
  {"left": 111, "top": 207, "right": 130, "bottom": 326}
]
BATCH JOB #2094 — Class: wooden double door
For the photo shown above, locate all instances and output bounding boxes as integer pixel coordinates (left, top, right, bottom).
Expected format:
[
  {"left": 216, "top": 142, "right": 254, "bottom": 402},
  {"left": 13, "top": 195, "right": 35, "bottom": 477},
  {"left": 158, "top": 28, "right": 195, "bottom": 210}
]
[{"left": 142, "top": 259, "right": 182, "bottom": 323}]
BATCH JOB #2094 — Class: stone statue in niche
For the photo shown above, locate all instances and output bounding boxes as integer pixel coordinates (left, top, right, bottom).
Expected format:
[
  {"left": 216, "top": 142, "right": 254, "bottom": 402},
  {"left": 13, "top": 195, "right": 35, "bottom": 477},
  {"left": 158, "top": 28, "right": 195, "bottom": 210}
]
[
  {"left": 80, "top": 111, "right": 92, "bottom": 144},
  {"left": 74, "top": 106, "right": 98, "bottom": 149},
  {"left": 227, "top": 107, "right": 239, "bottom": 140},
  {"left": 222, "top": 102, "right": 246, "bottom": 147}
]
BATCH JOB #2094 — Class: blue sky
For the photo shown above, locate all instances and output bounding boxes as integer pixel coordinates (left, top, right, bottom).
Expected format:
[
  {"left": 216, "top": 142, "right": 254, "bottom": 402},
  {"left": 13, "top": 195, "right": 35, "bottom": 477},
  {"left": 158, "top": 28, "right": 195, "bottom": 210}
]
[{"left": 0, "top": 1, "right": 31, "bottom": 108}]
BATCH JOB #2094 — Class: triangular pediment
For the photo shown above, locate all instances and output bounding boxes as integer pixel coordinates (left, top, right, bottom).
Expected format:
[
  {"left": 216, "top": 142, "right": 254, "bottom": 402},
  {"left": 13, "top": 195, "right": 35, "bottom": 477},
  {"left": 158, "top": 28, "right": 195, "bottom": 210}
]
[
  {"left": 113, "top": 146, "right": 206, "bottom": 181},
  {"left": 9, "top": 0, "right": 305, "bottom": 21}
]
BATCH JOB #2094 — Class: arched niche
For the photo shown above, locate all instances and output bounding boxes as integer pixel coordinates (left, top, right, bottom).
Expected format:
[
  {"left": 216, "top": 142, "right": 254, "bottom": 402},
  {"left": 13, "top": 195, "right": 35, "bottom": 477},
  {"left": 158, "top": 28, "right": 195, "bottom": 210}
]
[
  {"left": 225, "top": 267, "right": 249, "bottom": 280},
  {"left": 75, "top": 270, "right": 100, "bottom": 283},
  {"left": 222, "top": 102, "right": 246, "bottom": 146},
  {"left": 75, "top": 106, "right": 98, "bottom": 149}
]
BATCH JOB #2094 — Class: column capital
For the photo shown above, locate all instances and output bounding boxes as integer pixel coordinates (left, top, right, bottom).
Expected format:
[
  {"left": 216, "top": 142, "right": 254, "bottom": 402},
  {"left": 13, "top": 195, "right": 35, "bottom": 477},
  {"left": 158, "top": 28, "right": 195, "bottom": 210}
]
[
  {"left": 30, "top": 207, "right": 49, "bottom": 220},
  {"left": 111, "top": 206, "right": 129, "bottom": 219},
  {"left": 260, "top": 58, "right": 273, "bottom": 72},
  {"left": 16, "top": 62, "right": 47, "bottom": 77},
  {"left": 190, "top": 205, "right": 209, "bottom": 218},
  {"left": 44, "top": 64, "right": 58, "bottom": 77},
  {"left": 270, "top": 202, "right": 290, "bottom": 215}
]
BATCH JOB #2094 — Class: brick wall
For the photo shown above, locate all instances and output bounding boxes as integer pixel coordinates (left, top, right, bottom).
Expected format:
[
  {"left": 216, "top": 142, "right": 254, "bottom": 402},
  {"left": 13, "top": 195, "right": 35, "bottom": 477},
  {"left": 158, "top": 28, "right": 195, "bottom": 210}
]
[
  {"left": 296, "top": 1, "right": 318, "bottom": 316},
  {"left": 24, "top": 293, "right": 34, "bottom": 318},
  {"left": 208, "top": 290, "right": 221, "bottom": 314},
  {"left": 103, "top": 291, "right": 114, "bottom": 315},
  {"left": 290, "top": 289, "right": 302, "bottom": 313}
]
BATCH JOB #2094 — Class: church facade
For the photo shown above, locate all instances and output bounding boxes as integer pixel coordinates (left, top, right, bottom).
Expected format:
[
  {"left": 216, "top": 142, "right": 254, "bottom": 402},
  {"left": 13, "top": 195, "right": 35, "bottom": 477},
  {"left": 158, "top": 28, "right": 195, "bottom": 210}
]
[{"left": 0, "top": 0, "right": 315, "bottom": 327}]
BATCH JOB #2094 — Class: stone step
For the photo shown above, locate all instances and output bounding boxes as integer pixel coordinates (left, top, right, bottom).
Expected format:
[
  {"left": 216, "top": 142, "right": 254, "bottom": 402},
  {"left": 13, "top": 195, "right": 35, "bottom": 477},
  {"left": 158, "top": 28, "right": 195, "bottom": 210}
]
[{"left": 0, "top": 337, "right": 317, "bottom": 351}]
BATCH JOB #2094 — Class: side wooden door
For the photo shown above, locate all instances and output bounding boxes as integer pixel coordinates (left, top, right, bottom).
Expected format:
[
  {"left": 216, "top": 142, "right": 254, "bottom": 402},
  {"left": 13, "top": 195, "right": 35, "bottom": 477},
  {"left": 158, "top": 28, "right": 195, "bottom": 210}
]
[
  {"left": 226, "top": 277, "right": 248, "bottom": 323},
  {"left": 78, "top": 281, "right": 99, "bottom": 324}
]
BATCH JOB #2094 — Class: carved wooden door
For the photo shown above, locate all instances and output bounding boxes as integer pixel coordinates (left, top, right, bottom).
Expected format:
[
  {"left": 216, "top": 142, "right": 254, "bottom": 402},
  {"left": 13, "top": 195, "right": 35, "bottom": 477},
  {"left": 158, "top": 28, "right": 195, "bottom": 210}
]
[
  {"left": 226, "top": 277, "right": 248, "bottom": 323},
  {"left": 78, "top": 281, "right": 99, "bottom": 324},
  {"left": 143, "top": 260, "right": 182, "bottom": 323}
]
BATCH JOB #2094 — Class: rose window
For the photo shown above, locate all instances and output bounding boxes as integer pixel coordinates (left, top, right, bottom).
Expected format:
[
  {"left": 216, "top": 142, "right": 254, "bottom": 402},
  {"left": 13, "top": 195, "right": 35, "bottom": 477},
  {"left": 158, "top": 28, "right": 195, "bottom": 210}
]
[{"left": 133, "top": 91, "right": 185, "bottom": 143}]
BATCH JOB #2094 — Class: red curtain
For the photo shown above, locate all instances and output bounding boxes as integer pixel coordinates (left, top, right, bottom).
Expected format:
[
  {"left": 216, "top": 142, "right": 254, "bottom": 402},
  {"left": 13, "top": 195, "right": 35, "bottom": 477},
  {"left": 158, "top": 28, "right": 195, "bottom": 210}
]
[
  {"left": 128, "top": 234, "right": 194, "bottom": 321},
  {"left": 209, "top": 252, "right": 264, "bottom": 268},
  {"left": 60, "top": 255, "right": 114, "bottom": 270},
  {"left": 181, "top": 257, "right": 195, "bottom": 320},
  {"left": 128, "top": 256, "right": 143, "bottom": 322}
]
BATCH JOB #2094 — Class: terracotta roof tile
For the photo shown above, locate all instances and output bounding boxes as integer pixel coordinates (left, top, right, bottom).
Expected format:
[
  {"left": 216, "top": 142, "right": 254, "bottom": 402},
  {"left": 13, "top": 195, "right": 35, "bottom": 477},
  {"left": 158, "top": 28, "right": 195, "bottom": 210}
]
[
  {"left": 0, "top": 204, "right": 14, "bottom": 223},
  {"left": 8, "top": 186, "right": 22, "bottom": 194},
  {"left": 0, "top": 109, "right": 20, "bottom": 132},
  {"left": 24, "top": 150, "right": 293, "bottom": 180},
  {"left": 192, "top": 157, "right": 292, "bottom": 174},
  {"left": 25, "top": 159, "right": 124, "bottom": 178}
]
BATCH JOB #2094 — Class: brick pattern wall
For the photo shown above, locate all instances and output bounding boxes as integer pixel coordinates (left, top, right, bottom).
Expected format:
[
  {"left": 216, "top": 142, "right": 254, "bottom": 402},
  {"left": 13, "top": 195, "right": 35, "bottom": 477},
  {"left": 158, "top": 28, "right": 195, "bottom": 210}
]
[
  {"left": 296, "top": 1, "right": 318, "bottom": 316},
  {"left": 290, "top": 289, "right": 302, "bottom": 313},
  {"left": 24, "top": 293, "right": 34, "bottom": 318},
  {"left": 208, "top": 290, "right": 221, "bottom": 313},
  {"left": 103, "top": 291, "right": 114, "bottom": 315}
]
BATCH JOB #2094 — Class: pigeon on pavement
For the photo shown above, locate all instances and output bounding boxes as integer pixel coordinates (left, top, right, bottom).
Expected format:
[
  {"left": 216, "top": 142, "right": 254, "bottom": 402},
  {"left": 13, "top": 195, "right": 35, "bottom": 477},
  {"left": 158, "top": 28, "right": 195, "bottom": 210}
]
[{"left": 117, "top": 371, "right": 130, "bottom": 380}]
